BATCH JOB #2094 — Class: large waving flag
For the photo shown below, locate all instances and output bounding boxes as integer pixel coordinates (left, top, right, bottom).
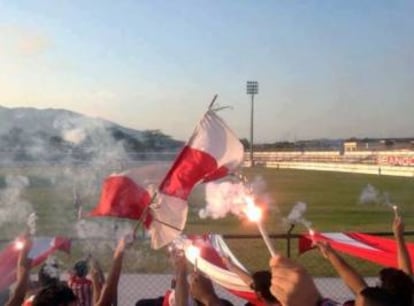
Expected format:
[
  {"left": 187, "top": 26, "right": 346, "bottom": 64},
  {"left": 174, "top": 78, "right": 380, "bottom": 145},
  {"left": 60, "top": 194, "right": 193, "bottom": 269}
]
[
  {"left": 299, "top": 232, "right": 414, "bottom": 268},
  {"left": 150, "top": 110, "right": 244, "bottom": 249},
  {"left": 88, "top": 109, "right": 243, "bottom": 250},
  {"left": 0, "top": 236, "right": 71, "bottom": 291},
  {"left": 181, "top": 234, "right": 262, "bottom": 305}
]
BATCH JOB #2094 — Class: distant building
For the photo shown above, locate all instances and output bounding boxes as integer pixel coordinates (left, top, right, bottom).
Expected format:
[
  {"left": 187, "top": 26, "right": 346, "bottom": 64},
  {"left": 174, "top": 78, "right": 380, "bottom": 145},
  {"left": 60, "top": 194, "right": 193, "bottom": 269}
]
[{"left": 343, "top": 138, "right": 414, "bottom": 152}]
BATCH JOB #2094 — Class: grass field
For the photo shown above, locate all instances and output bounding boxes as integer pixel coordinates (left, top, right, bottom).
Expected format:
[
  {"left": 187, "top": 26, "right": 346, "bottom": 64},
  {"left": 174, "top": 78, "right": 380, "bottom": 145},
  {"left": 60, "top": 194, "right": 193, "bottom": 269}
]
[{"left": 1, "top": 165, "right": 414, "bottom": 275}]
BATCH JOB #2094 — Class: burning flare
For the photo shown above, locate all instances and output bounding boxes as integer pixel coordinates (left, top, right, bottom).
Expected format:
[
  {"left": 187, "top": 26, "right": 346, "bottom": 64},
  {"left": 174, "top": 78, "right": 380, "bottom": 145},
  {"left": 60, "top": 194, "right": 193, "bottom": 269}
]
[
  {"left": 244, "top": 196, "right": 276, "bottom": 257},
  {"left": 392, "top": 205, "right": 399, "bottom": 218},
  {"left": 186, "top": 245, "right": 201, "bottom": 271},
  {"left": 14, "top": 239, "right": 25, "bottom": 250},
  {"left": 244, "top": 196, "right": 262, "bottom": 222}
]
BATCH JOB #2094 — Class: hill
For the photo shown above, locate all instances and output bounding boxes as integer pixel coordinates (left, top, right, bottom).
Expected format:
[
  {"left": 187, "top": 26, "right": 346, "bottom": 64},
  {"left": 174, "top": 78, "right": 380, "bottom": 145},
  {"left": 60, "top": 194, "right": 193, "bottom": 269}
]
[{"left": 0, "top": 106, "right": 183, "bottom": 163}]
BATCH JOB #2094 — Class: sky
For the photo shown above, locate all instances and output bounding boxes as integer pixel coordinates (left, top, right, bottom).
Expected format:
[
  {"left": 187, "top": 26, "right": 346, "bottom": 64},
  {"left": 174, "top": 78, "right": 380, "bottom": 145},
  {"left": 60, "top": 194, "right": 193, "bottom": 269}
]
[{"left": 0, "top": 0, "right": 413, "bottom": 143}]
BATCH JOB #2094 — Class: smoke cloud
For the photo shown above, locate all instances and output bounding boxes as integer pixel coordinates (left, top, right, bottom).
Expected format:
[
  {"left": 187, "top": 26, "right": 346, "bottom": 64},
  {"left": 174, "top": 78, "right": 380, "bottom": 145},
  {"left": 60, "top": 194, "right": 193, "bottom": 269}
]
[
  {"left": 199, "top": 176, "right": 272, "bottom": 219},
  {"left": 359, "top": 184, "right": 394, "bottom": 207},
  {"left": 62, "top": 128, "right": 87, "bottom": 145},
  {"left": 0, "top": 175, "right": 34, "bottom": 234},
  {"left": 285, "top": 201, "right": 312, "bottom": 229}
]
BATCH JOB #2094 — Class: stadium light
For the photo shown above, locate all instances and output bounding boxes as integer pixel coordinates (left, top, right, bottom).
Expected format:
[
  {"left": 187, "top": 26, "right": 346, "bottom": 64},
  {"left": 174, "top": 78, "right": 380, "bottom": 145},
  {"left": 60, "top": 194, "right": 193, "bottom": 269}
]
[{"left": 246, "top": 81, "right": 259, "bottom": 167}]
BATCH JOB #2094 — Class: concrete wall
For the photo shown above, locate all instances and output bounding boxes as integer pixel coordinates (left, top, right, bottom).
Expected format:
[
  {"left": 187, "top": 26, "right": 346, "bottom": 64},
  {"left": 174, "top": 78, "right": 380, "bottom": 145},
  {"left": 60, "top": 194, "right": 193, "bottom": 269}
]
[{"left": 257, "top": 161, "right": 414, "bottom": 177}]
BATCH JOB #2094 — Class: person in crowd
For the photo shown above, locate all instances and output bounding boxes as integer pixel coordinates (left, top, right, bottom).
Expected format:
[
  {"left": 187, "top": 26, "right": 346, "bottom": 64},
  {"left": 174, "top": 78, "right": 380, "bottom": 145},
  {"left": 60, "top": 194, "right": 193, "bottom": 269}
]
[
  {"left": 68, "top": 259, "right": 93, "bottom": 306},
  {"left": 222, "top": 255, "right": 279, "bottom": 306},
  {"left": 23, "top": 256, "right": 62, "bottom": 305},
  {"left": 355, "top": 287, "right": 401, "bottom": 306},
  {"left": 316, "top": 216, "right": 414, "bottom": 306},
  {"left": 89, "top": 257, "right": 107, "bottom": 305},
  {"left": 268, "top": 252, "right": 331, "bottom": 306},
  {"left": 168, "top": 247, "right": 232, "bottom": 306},
  {"left": 189, "top": 272, "right": 232, "bottom": 306},
  {"left": 32, "top": 283, "right": 78, "bottom": 306},
  {"left": 5, "top": 237, "right": 129, "bottom": 306}
]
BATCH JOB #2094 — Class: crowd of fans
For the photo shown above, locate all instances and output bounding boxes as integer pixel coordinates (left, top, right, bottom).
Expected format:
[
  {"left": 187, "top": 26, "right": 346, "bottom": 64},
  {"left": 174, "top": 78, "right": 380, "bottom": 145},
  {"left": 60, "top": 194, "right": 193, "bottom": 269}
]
[{"left": 2, "top": 216, "right": 413, "bottom": 306}]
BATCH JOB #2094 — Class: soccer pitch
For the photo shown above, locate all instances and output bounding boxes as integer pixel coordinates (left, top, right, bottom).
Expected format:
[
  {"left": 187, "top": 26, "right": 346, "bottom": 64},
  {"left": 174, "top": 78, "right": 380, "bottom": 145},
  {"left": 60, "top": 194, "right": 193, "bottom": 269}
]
[{"left": 1, "top": 166, "right": 413, "bottom": 274}]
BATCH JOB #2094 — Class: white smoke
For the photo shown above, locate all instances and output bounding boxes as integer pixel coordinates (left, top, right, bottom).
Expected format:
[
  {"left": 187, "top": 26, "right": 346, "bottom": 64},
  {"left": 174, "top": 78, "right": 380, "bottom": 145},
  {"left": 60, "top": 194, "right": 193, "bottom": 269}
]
[
  {"left": 359, "top": 184, "right": 394, "bottom": 207},
  {"left": 62, "top": 128, "right": 86, "bottom": 144},
  {"left": 27, "top": 212, "right": 37, "bottom": 235},
  {"left": 42, "top": 256, "right": 60, "bottom": 279},
  {"left": 359, "top": 184, "right": 381, "bottom": 204},
  {"left": 199, "top": 176, "right": 271, "bottom": 219},
  {"left": 75, "top": 219, "right": 135, "bottom": 253},
  {"left": 0, "top": 175, "right": 34, "bottom": 231},
  {"left": 285, "top": 201, "right": 312, "bottom": 229}
]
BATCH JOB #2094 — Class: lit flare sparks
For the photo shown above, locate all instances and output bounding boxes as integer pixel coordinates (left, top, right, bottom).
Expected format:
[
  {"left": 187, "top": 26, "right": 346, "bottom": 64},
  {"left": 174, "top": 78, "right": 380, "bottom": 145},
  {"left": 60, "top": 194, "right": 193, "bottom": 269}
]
[
  {"left": 244, "top": 196, "right": 276, "bottom": 257},
  {"left": 245, "top": 196, "right": 263, "bottom": 222},
  {"left": 392, "top": 205, "right": 399, "bottom": 218},
  {"left": 308, "top": 228, "right": 316, "bottom": 244},
  {"left": 186, "top": 245, "right": 201, "bottom": 271},
  {"left": 14, "top": 239, "right": 25, "bottom": 250}
]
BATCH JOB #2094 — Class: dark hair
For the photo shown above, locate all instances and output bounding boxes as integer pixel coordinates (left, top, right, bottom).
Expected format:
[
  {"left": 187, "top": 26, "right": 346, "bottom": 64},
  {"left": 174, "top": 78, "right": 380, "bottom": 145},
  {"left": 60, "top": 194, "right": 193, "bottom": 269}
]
[
  {"left": 219, "top": 299, "right": 234, "bottom": 306},
  {"left": 379, "top": 268, "right": 414, "bottom": 306},
  {"left": 73, "top": 260, "right": 89, "bottom": 278},
  {"left": 33, "top": 284, "right": 77, "bottom": 306},
  {"left": 38, "top": 263, "right": 60, "bottom": 287},
  {"left": 251, "top": 270, "right": 278, "bottom": 303},
  {"left": 359, "top": 287, "right": 400, "bottom": 306}
]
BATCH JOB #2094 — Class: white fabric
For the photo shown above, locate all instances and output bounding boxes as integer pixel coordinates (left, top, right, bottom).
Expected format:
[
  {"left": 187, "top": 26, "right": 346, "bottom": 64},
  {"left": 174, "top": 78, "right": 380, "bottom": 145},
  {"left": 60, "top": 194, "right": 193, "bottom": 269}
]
[
  {"left": 150, "top": 194, "right": 188, "bottom": 249},
  {"left": 188, "top": 111, "right": 244, "bottom": 169},
  {"left": 321, "top": 233, "right": 379, "bottom": 251},
  {"left": 183, "top": 235, "right": 254, "bottom": 293}
]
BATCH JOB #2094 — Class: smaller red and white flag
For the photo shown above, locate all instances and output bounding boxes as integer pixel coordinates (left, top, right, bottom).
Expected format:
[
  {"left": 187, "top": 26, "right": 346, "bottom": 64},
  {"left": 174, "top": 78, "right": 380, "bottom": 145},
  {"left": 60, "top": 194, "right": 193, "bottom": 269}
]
[
  {"left": 299, "top": 232, "right": 414, "bottom": 269},
  {"left": 151, "top": 110, "right": 244, "bottom": 249},
  {"left": 180, "top": 234, "right": 263, "bottom": 305},
  {"left": 0, "top": 236, "right": 71, "bottom": 291},
  {"left": 88, "top": 165, "right": 170, "bottom": 227}
]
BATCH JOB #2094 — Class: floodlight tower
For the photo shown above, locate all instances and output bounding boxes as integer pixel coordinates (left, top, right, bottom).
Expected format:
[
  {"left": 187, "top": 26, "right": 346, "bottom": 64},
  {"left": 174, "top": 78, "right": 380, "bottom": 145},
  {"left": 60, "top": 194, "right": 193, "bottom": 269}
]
[{"left": 246, "top": 81, "right": 258, "bottom": 167}]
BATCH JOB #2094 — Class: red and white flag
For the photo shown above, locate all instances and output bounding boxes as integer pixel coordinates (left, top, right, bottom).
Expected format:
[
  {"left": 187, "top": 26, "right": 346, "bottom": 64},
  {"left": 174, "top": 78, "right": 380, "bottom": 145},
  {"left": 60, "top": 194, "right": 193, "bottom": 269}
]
[
  {"left": 299, "top": 232, "right": 414, "bottom": 269},
  {"left": 182, "top": 234, "right": 262, "bottom": 305},
  {"left": 0, "top": 236, "right": 71, "bottom": 291},
  {"left": 88, "top": 164, "right": 171, "bottom": 227},
  {"left": 88, "top": 110, "right": 243, "bottom": 250},
  {"left": 151, "top": 110, "right": 244, "bottom": 249}
]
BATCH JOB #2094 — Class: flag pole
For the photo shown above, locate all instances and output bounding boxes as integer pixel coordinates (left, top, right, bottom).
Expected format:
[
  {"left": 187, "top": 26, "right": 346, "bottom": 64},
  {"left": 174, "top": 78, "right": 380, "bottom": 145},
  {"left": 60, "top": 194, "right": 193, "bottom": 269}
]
[
  {"left": 132, "top": 192, "right": 158, "bottom": 238},
  {"left": 208, "top": 94, "right": 218, "bottom": 109}
]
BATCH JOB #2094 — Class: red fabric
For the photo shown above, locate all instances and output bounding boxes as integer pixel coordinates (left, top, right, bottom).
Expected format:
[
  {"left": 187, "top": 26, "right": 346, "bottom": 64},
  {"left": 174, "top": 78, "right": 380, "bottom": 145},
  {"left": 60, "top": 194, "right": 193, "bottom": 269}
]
[
  {"left": 299, "top": 232, "right": 414, "bottom": 269},
  {"left": 159, "top": 146, "right": 218, "bottom": 199},
  {"left": 68, "top": 275, "right": 93, "bottom": 306},
  {"left": 0, "top": 236, "right": 71, "bottom": 291},
  {"left": 89, "top": 176, "right": 153, "bottom": 227},
  {"left": 189, "top": 235, "right": 263, "bottom": 305}
]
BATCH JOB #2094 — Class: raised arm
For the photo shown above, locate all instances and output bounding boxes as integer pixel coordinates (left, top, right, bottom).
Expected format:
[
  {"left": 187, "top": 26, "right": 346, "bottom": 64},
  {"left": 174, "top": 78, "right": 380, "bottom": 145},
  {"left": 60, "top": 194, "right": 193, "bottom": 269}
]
[
  {"left": 90, "top": 257, "right": 106, "bottom": 305},
  {"left": 171, "top": 249, "right": 189, "bottom": 306},
  {"left": 317, "top": 241, "right": 367, "bottom": 295},
  {"left": 94, "top": 236, "right": 127, "bottom": 306},
  {"left": 393, "top": 216, "right": 413, "bottom": 275},
  {"left": 269, "top": 253, "right": 321, "bottom": 306},
  {"left": 6, "top": 236, "right": 32, "bottom": 306}
]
